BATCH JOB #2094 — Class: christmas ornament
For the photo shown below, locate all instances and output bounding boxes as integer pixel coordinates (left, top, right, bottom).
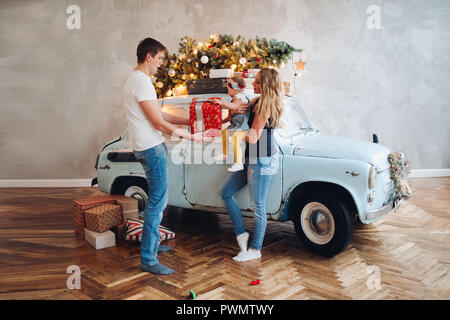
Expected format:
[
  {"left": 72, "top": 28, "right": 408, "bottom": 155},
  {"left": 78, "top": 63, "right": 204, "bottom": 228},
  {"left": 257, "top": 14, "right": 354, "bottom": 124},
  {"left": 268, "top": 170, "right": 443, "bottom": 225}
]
[
  {"left": 239, "top": 57, "right": 247, "bottom": 65},
  {"left": 200, "top": 55, "right": 209, "bottom": 64},
  {"left": 295, "top": 58, "right": 307, "bottom": 71},
  {"left": 242, "top": 70, "right": 254, "bottom": 78},
  {"left": 168, "top": 68, "right": 176, "bottom": 77},
  {"left": 156, "top": 81, "right": 163, "bottom": 88}
]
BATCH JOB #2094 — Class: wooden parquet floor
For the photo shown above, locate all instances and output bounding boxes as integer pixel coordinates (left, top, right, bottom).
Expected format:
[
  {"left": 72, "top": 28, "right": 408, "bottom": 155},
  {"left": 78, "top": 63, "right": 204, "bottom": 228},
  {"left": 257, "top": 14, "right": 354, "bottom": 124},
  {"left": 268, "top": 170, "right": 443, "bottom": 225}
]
[{"left": 0, "top": 178, "right": 449, "bottom": 300}]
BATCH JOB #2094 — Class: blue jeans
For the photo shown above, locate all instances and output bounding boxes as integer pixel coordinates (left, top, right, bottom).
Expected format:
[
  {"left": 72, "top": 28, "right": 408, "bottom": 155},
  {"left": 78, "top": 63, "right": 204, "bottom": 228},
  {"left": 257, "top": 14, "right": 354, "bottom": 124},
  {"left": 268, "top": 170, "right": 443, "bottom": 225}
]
[
  {"left": 220, "top": 154, "right": 279, "bottom": 250},
  {"left": 133, "top": 143, "right": 168, "bottom": 266}
]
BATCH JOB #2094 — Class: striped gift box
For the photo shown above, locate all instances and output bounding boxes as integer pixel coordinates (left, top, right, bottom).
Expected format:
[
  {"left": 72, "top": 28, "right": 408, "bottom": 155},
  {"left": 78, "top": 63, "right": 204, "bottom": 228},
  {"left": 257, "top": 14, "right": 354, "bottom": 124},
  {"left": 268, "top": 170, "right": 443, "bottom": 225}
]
[{"left": 125, "top": 219, "right": 175, "bottom": 243}]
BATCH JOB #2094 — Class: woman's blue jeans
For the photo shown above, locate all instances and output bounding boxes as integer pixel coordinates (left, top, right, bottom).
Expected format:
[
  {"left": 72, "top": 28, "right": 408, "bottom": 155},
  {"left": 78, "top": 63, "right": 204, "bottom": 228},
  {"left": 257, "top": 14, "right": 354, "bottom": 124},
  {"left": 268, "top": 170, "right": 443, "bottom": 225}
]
[
  {"left": 133, "top": 143, "right": 168, "bottom": 266},
  {"left": 220, "top": 155, "right": 278, "bottom": 250}
]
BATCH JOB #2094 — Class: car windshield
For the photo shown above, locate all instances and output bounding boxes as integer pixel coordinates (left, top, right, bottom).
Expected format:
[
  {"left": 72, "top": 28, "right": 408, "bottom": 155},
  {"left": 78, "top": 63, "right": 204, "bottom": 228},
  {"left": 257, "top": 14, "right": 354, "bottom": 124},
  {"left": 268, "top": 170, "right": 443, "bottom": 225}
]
[{"left": 275, "top": 96, "right": 318, "bottom": 138}]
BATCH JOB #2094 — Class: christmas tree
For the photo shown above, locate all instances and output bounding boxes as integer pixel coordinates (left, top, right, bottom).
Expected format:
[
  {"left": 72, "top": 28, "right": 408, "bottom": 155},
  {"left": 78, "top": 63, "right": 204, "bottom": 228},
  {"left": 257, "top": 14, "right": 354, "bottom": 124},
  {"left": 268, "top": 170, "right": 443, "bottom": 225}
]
[{"left": 154, "top": 34, "right": 301, "bottom": 98}]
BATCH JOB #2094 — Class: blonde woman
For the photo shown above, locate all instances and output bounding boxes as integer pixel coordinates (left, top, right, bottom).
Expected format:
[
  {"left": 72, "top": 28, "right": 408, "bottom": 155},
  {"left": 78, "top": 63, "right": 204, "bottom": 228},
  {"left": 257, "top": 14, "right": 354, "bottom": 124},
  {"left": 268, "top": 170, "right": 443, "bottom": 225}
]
[{"left": 221, "top": 68, "right": 284, "bottom": 262}]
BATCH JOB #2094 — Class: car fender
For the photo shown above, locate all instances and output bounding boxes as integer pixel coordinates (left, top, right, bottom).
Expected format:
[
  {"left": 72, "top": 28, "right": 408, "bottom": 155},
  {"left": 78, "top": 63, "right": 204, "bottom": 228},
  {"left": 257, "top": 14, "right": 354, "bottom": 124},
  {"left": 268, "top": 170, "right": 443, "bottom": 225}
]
[{"left": 281, "top": 155, "right": 370, "bottom": 223}]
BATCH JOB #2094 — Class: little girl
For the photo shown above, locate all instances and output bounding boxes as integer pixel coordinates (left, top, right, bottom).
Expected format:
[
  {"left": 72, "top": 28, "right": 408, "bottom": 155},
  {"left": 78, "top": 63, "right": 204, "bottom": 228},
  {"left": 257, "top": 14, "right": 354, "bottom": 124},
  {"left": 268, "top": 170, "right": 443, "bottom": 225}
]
[{"left": 211, "top": 76, "right": 250, "bottom": 172}]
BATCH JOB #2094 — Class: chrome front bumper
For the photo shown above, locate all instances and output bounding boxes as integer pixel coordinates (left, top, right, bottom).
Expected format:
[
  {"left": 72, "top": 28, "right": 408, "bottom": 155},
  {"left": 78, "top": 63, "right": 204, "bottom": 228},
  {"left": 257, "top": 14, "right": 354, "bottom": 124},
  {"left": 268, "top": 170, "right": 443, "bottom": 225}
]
[{"left": 366, "top": 197, "right": 401, "bottom": 220}]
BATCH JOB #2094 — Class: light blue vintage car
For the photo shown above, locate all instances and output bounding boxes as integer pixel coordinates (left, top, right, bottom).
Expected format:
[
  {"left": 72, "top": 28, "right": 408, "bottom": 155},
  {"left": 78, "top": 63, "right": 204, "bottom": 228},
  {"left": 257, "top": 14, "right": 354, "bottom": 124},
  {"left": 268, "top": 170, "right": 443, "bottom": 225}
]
[{"left": 92, "top": 93, "right": 409, "bottom": 256}]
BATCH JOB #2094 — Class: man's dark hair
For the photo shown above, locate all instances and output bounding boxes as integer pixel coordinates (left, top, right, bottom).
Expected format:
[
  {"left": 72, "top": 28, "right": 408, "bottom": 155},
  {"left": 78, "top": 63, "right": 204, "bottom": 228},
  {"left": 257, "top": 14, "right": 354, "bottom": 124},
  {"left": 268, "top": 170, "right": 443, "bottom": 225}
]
[{"left": 136, "top": 38, "right": 166, "bottom": 63}]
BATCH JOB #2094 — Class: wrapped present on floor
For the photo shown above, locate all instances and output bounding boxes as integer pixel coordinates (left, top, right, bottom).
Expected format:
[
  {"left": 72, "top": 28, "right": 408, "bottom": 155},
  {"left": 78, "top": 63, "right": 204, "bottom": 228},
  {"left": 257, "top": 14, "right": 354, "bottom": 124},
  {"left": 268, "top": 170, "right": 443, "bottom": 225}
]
[
  {"left": 115, "top": 196, "right": 139, "bottom": 221},
  {"left": 189, "top": 97, "right": 222, "bottom": 137},
  {"left": 73, "top": 194, "right": 119, "bottom": 239},
  {"left": 84, "top": 228, "right": 116, "bottom": 250},
  {"left": 85, "top": 203, "right": 123, "bottom": 233},
  {"left": 125, "top": 219, "right": 175, "bottom": 243},
  {"left": 122, "top": 209, "right": 139, "bottom": 221},
  {"left": 159, "top": 225, "right": 176, "bottom": 241}
]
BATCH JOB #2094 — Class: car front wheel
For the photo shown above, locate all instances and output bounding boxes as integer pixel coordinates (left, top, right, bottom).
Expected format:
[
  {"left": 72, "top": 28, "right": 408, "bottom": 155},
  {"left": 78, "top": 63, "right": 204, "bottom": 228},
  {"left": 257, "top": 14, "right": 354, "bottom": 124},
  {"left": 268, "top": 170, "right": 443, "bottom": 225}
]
[
  {"left": 114, "top": 178, "right": 148, "bottom": 219},
  {"left": 291, "top": 190, "right": 354, "bottom": 257}
]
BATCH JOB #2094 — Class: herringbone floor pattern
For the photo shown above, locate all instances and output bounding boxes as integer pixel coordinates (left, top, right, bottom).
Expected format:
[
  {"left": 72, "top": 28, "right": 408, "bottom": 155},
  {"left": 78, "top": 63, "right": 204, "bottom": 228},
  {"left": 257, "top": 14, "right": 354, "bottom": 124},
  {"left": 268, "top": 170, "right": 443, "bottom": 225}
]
[{"left": 0, "top": 178, "right": 448, "bottom": 300}]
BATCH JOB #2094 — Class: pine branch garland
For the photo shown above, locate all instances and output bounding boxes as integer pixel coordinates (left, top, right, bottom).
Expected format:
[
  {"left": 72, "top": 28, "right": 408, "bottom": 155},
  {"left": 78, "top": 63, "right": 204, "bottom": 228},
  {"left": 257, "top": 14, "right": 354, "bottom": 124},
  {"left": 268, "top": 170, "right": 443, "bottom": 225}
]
[{"left": 154, "top": 34, "right": 301, "bottom": 98}]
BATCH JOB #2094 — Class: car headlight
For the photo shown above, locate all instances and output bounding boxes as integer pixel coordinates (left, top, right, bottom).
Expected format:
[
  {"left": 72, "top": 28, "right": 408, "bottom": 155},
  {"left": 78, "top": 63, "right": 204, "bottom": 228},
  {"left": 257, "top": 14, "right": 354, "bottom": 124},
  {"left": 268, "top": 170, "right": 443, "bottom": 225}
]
[{"left": 368, "top": 165, "right": 377, "bottom": 189}]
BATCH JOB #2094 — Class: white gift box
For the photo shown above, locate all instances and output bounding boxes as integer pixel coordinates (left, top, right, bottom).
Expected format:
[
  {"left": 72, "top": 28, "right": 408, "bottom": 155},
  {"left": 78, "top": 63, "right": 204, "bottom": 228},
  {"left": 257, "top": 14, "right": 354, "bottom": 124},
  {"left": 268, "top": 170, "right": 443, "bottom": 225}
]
[
  {"left": 209, "top": 69, "right": 233, "bottom": 78},
  {"left": 84, "top": 228, "right": 116, "bottom": 250}
]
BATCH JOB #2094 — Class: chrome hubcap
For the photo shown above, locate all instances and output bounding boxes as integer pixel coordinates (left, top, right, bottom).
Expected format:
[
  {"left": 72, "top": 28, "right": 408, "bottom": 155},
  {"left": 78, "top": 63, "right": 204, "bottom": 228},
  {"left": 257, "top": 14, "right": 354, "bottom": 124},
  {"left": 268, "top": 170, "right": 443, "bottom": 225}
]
[
  {"left": 124, "top": 186, "right": 147, "bottom": 217},
  {"left": 300, "top": 202, "right": 335, "bottom": 245}
]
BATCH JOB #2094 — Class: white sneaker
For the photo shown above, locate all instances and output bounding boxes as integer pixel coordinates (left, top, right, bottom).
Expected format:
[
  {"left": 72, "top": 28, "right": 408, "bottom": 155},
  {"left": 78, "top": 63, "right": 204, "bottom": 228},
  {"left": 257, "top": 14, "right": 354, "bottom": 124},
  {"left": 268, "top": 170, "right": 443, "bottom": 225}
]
[
  {"left": 233, "top": 249, "right": 261, "bottom": 262},
  {"left": 214, "top": 154, "right": 229, "bottom": 161},
  {"left": 227, "top": 163, "right": 244, "bottom": 172}
]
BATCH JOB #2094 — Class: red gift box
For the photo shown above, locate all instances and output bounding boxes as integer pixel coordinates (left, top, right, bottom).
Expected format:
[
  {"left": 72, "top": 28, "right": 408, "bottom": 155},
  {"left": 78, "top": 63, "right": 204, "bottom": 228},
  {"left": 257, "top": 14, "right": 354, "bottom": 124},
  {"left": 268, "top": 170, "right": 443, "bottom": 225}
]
[{"left": 189, "top": 98, "right": 222, "bottom": 137}]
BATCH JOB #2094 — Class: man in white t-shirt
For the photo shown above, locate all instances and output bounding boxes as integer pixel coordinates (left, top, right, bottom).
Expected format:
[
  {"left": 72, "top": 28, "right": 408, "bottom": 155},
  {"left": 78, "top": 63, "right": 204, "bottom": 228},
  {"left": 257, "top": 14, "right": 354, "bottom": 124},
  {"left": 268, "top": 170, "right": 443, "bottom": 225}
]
[{"left": 123, "top": 38, "right": 204, "bottom": 275}]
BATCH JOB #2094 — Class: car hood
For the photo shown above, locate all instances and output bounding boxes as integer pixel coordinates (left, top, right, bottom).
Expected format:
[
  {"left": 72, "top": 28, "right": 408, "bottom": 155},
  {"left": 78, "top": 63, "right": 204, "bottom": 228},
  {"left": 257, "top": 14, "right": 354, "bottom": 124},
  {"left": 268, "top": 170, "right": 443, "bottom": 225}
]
[{"left": 293, "top": 134, "right": 391, "bottom": 171}]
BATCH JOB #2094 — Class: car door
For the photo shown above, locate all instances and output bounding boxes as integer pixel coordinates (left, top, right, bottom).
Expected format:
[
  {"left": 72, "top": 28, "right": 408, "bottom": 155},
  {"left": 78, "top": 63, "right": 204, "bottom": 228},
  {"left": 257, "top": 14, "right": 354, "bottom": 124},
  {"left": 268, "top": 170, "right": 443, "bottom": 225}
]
[{"left": 184, "top": 138, "right": 283, "bottom": 215}]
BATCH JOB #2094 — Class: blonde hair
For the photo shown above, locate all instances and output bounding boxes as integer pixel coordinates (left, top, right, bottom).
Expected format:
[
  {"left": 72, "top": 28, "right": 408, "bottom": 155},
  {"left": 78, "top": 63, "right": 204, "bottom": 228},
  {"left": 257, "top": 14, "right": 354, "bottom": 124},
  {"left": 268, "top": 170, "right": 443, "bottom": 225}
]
[{"left": 254, "top": 68, "right": 284, "bottom": 128}]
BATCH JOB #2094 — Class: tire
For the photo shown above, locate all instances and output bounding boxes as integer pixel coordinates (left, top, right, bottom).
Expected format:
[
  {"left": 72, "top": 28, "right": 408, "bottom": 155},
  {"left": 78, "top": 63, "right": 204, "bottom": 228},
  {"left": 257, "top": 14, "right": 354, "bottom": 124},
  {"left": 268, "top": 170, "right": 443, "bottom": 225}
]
[
  {"left": 113, "top": 178, "right": 148, "bottom": 218},
  {"left": 291, "top": 189, "right": 354, "bottom": 257}
]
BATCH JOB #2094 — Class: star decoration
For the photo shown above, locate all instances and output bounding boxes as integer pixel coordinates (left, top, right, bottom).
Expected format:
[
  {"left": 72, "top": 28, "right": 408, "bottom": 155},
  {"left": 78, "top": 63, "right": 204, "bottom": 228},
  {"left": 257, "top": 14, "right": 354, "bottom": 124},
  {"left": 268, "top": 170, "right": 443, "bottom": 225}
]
[{"left": 295, "top": 58, "right": 307, "bottom": 71}]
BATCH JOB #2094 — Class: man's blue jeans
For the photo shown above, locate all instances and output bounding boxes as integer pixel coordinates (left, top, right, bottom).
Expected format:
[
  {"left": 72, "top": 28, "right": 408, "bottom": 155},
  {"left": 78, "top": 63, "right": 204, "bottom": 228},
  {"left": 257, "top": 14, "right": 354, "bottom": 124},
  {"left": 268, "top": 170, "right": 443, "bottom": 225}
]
[
  {"left": 133, "top": 143, "right": 168, "bottom": 266},
  {"left": 220, "top": 154, "right": 278, "bottom": 250}
]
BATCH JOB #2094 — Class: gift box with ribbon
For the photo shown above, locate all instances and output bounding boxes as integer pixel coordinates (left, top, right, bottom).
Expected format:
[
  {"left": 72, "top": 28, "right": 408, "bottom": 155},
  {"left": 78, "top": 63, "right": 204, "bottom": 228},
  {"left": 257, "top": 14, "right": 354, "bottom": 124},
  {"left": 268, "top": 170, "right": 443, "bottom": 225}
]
[{"left": 189, "top": 97, "right": 222, "bottom": 137}]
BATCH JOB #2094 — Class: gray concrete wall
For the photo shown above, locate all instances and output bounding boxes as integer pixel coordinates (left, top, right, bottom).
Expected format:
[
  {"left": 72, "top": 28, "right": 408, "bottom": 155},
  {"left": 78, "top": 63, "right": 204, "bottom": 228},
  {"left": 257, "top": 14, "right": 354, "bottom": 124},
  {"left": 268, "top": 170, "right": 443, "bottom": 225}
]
[{"left": 0, "top": 0, "right": 449, "bottom": 179}]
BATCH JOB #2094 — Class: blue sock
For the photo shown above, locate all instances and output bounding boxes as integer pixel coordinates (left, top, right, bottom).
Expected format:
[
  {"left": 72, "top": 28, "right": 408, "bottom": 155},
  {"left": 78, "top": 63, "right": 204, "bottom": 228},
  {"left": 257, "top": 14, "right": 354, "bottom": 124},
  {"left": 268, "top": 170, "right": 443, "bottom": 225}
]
[
  {"left": 158, "top": 245, "right": 173, "bottom": 252},
  {"left": 142, "top": 263, "right": 174, "bottom": 275}
]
